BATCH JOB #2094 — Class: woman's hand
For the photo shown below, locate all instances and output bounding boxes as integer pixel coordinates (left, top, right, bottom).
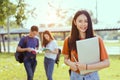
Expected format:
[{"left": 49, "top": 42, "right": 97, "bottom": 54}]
[
  {"left": 76, "top": 62, "right": 86, "bottom": 71},
  {"left": 64, "top": 55, "right": 78, "bottom": 71},
  {"left": 69, "top": 61, "right": 78, "bottom": 71}
]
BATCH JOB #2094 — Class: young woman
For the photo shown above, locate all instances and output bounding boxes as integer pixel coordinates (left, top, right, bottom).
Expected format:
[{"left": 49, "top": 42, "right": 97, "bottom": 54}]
[
  {"left": 62, "top": 10, "right": 110, "bottom": 80},
  {"left": 42, "top": 30, "right": 58, "bottom": 80}
]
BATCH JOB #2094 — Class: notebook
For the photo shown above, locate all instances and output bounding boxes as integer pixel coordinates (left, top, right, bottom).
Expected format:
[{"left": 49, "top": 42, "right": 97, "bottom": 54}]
[{"left": 76, "top": 37, "right": 100, "bottom": 75}]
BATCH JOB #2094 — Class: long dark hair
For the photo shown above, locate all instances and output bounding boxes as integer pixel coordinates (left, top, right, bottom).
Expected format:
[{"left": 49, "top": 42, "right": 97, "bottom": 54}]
[
  {"left": 70, "top": 10, "right": 94, "bottom": 51},
  {"left": 42, "top": 30, "right": 54, "bottom": 47}
]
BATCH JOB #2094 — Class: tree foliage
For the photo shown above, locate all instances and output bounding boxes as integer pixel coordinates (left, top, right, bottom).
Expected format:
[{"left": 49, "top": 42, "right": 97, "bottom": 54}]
[
  {"left": 15, "top": 0, "right": 26, "bottom": 26},
  {"left": 0, "top": 0, "right": 27, "bottom": 27},
  {"left": 0, "top": 0, "right": 16, "bottom": 26}
]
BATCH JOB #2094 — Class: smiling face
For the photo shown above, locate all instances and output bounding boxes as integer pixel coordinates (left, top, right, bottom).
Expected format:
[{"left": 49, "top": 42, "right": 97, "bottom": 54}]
[{"left": 74, "top": 14, "right": 88, "bottom": 33}]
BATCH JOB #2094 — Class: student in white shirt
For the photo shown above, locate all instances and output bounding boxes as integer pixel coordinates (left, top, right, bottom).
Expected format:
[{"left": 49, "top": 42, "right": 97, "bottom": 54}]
[{"left": 42, "top": 30, "right": 58, "bottom": 80}]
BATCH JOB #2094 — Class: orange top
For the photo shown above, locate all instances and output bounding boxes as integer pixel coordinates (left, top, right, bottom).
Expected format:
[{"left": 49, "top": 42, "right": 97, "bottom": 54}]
[{"left": 62, "top": 36, "right": 108, "bottom": 73}]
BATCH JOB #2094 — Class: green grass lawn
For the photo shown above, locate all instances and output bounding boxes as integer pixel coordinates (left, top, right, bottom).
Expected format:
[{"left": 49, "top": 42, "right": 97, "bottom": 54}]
[
  {"left": 104, "top": 41, "right": 120, "bottom": 47},
  {"left": 0, "top": 53, "right": 120, "bottom": 80},
  {"left": 0, "top": 53, "right": 69, "bottom": 80}
]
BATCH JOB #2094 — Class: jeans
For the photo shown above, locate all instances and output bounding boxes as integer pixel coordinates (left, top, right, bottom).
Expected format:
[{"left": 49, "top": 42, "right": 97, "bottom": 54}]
[
  {"left": 70, "top": 71, "right": 99, "bottom": 80},
  {"left": 24, "top": 58, "right": 37, "bottom": 80},
  {"left": 44, "top": 57, "right": 55, "bottom": 80}
]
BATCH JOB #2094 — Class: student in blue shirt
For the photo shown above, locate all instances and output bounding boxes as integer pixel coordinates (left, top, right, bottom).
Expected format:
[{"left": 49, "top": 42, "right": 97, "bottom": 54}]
[{"left": 17, "top": 25, "right": 39, "bottom": 80}]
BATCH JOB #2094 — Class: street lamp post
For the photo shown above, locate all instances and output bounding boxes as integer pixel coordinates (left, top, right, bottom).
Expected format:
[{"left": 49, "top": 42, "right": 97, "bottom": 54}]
[
  {"left": 7, "top": 16, "right": 10, "bottom": 53},
  {"left": 6, "top": 3, "right": 10, "bottom": 53}
]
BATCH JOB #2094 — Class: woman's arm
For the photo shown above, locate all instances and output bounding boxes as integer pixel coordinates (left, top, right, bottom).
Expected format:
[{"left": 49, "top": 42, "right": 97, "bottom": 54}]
[
  {"left": 87, "top": 59, "right": 110, "bottom": 70},
  {"left": 64, "top": 54, "right": 78, "bottom": 71},
  {"left": 45, "top": 48, "right": 58, "bottom": 54},
  {"left": 50, "top": 48, "right": 58, "bottom": 54},
  {"left": 77, "top": 59, "right": 110, "bottom": 71}
]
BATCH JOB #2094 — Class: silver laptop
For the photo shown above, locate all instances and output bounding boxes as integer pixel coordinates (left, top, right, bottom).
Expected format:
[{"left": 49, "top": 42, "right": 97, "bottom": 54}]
[{"left": 76, "top": 37, "right": 100, "bottom": 75}]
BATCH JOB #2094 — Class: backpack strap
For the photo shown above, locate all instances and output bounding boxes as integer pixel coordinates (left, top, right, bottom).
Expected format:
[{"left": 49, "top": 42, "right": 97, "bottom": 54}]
[
  {"left": 21, "top": 36, "right": 28, "bottom": 55},
  {"left": 23, "top": 36, "right": 28, "bottom": 48}
]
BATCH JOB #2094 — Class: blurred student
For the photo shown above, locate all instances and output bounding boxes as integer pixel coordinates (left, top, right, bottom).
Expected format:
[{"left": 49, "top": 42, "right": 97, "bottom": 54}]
[
  {"left": 17, "top": 25, "right": 39, "bottom": 80},
  {"left": 62, "top": 10, "right": 110, "bottom": 80},
  {"left": 42, "top": 30, "right": 58, "bottom": 80}
]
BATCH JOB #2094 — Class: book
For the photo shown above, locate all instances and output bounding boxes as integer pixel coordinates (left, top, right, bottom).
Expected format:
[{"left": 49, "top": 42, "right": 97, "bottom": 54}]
[
  {"left": 41, "top": 48, "right": 50, "bottom": 52},
  {"left": 76, "top": 37, "right": 100, "bottom": 75}
]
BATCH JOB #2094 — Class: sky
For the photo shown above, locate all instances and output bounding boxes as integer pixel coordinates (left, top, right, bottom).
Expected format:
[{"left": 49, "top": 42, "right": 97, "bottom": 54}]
[{"left": 10, "top": 0, "right": 120, "bottom": 29}]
